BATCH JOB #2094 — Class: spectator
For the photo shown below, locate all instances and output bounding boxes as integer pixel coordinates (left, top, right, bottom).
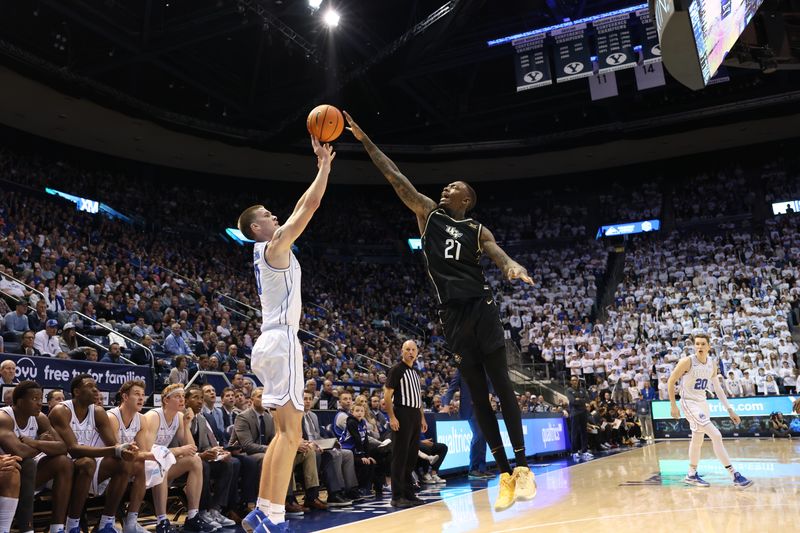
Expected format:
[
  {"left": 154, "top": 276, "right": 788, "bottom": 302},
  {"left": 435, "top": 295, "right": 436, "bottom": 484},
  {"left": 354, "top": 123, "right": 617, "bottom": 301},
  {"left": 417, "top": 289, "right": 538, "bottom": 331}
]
[
  {"left": 769, "top": 412, "right": 791, "bottom": 438},
  {"left": 319, "top": 380, "right": 338, "bottom": 410},
  {"left": 99, "top": 342, "right": 123, "bottom": 364},
  {"left": 3, "top": 301, "right": 29, "bottom": 339},
  {"left": 184, "top": 386, "right": 239, "bottom": 528},
  {"left": 165, "top": 323, "right": 193, "bottom": 357},
  {"left": 28, "top": 298, "right": 53, "bottom": 331},
  {"left": 33, "top": 319, "right": 61, "bottom": 356},
  {"left": 15, "top": 331, "right": 41, "bottom": 357},
  {"left": 0, "top": 360, "right": 17, "bottom": 385},
  {"left": 170, "top": 356, "right": 189, "bottom": 385},
  {"left": 301, "top": 391, "right": 357, "bottom": 506},
  {"left": 46, "top": 388, "right": 64, "bottom": 412}
]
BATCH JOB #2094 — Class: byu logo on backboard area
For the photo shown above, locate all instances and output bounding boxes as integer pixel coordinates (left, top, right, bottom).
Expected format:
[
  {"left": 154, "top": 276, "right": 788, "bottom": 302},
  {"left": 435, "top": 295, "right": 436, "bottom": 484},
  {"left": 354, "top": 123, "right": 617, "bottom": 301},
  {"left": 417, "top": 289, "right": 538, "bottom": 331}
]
[
  {"left": 523, "top": 71, "right": 544, "bottom": 84},
  {"left": 564, "top": 61, "right": 584, "bottom": 74},
  {"left": 652, "top": 44, "right": 662, "bottom": 56},
  {"left": 606, "top": 53, "right": 627, "bottom": 66}
]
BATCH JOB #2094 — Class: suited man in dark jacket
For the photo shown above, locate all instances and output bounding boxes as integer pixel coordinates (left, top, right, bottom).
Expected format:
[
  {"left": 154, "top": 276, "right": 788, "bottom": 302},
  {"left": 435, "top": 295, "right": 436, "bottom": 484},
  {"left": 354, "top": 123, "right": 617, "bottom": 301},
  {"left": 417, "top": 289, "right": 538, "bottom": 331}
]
[
  {"left": 14, "top": 331, "right": 41, "bottom": 357},
  {"left": 231, "top": 387, "right": 326, "bottom": 511},
  {"left": 184, "top": 385, "right": 239, "bottom": 525},
  {"left": 302, "top": 391, "right": 357, "bottom": 505}
]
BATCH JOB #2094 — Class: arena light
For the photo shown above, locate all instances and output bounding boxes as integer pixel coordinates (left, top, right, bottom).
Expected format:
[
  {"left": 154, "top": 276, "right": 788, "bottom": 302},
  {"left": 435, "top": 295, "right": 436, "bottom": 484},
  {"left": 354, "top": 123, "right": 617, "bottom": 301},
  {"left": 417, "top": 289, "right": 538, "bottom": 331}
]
[
  {"left": 323, "top": 9, "right": 340, "bottom": 27},
  {"left": 225, "top": 228, "right": 254, "bottom": 245},
  {"left": 308, "top": 0, "right": 323, "bottom": 9}
]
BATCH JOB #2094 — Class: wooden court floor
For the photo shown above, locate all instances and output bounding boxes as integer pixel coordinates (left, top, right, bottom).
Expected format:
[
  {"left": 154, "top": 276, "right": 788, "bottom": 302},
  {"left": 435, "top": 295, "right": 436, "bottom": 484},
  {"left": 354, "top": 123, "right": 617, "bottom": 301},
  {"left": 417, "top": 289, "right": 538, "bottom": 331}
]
[{"left": 319, "top": 440, "right": 800, "bottom": 533}]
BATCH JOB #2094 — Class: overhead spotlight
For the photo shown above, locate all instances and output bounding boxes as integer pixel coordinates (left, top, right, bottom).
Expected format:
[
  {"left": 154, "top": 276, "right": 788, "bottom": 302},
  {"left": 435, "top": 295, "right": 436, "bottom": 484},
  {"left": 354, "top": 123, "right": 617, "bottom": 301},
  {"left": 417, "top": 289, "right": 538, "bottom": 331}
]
[
  {"left": 323, "top": 9, "right": 340, "bottom": 27},
  {"left": 308, "top": 0, "right": 323, "bottom": 10}
]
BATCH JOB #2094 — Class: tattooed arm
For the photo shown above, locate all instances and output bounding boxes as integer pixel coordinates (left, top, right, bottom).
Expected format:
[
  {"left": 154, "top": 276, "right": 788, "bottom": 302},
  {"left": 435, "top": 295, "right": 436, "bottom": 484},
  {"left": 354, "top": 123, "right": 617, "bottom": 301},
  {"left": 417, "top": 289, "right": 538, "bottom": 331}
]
[
  {"left": 480, "top": 227, "right": 534, "bottom": 284},
  {"left": 344, "top": 112, "right": 436, "bottom": 232}
]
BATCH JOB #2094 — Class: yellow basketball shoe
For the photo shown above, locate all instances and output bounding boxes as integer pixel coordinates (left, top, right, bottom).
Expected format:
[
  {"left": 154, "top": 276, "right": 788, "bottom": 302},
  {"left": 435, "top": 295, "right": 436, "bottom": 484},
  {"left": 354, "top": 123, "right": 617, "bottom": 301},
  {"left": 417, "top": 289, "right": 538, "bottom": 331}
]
[
  {"left": 513, "top": 466, "right": 537, "bottom": 501},
  {"left": 494, "top": 472, "right": 516, "bottom": 512}
]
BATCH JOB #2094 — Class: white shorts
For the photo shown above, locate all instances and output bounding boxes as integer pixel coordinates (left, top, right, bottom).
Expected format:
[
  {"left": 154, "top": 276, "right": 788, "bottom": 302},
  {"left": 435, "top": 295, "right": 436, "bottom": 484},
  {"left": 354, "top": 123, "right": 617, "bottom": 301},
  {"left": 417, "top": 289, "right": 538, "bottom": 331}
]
[
  {"left": 681, "top": 398, "right": 711, "bottom": 433},
  {"left": 90, "top": 457, "right": 110, "bottom": 496},
  {"left": 251, "top": 327, "right": 304, "bottom": 411}
]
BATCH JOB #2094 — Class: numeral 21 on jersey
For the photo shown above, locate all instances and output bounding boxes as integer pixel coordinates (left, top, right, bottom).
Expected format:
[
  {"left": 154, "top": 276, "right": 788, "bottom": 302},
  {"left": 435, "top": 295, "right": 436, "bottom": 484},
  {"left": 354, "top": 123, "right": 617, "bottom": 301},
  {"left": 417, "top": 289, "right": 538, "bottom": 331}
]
[
  {"left": 444, "top": 239, "right": 462, "bottom": 260},
  {"left": 693, "top": 378, "right": 708, "bottom": 390}
]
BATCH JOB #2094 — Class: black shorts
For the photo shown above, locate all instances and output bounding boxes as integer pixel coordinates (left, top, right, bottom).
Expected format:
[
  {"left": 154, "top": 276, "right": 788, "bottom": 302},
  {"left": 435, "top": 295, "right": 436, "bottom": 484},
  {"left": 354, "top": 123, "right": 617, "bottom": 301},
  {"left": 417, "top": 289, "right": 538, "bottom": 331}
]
[{"left": 439, "top": 295, "right": 505, "bottom": 363}]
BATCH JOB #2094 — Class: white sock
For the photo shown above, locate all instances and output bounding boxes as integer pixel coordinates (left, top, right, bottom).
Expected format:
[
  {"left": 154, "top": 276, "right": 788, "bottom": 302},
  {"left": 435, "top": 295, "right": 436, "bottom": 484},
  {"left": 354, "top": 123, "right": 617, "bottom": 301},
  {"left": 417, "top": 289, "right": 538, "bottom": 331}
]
[
  {"left": 156, "top": 515, "right": 167, "bottom": 524},
  {"left": 688, "top": 466, "right": 697, "bottom": 477},
  {"left": 125, "top": 512, "right": 139, "bottom": 526},
  {"left": 50, "top": 525, "right": 65, "bottom": 533},
  {"left": 268, "top": 503, "right": 285, "bottom": 525},
  {"left": 256, "top": 498, "right": 271, "bottom": 513},
  {"left": 99, "top": 515, "right": 115, "bottom": 528},
  {"left": 0, "top": 497, "right": 18, "bottom": 533},
  {"left": 187, "top": 509, "right": 198, "bottom": 520},
  {"left": 67, "top": 518, "right": 81, "bottom": 532}
]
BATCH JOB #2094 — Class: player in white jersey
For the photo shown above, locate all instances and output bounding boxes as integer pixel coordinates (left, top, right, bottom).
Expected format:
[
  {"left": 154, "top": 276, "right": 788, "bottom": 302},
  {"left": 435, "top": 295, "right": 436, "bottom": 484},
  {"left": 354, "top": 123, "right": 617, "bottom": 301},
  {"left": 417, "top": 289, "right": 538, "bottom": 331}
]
[
  {"left": 140, "top": 383, "right": 212, "bottom": 533},
  {"left": 668, "top": 334, "right": 753, "bottom": 488},
  {"left": 108, "top": 380, "right": 172, "bottom": 533},
  {"left": 49, "top": 374, "right": 138, "bottom": 533},
  {"left": 237, "top": 136, "right": 334, "bottom": 533},
  {"left": 0, "top": 381, "right": 72, "bottom": 533}
]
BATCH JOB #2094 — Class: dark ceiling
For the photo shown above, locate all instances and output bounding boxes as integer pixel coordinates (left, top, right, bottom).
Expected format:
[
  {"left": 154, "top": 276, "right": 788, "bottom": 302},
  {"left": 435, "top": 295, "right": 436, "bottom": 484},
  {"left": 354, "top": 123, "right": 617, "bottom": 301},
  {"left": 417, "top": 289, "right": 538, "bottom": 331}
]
[{"left": 0, "top": 0, "right": 798, "bottom": 152}]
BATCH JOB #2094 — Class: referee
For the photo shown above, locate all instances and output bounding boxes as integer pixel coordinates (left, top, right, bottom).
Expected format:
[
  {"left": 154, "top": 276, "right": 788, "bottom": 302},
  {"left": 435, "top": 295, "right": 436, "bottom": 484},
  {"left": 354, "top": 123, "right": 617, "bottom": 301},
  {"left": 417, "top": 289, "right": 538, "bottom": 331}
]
[{"left": 384, "top": 340, "right": 426, "bottom": 508}]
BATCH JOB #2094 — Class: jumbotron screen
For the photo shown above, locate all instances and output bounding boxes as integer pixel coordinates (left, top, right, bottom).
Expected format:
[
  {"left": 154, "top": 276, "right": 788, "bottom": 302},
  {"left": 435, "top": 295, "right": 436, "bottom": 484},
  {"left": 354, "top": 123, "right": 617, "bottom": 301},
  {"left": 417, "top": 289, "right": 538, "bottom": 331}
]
[{"left": 688, "top": 0, "right": 763, "bottom": 83}]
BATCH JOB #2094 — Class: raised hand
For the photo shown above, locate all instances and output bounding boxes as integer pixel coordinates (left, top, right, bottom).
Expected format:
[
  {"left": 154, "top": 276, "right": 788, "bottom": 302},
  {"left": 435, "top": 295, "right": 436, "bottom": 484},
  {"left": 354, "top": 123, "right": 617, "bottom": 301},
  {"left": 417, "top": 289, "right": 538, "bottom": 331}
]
[
  {"left": 311, "top": 136, "right": 336, "bottom": 168},
  {"left": 343, "top": 111, "right": 366, "bottom": 142}
]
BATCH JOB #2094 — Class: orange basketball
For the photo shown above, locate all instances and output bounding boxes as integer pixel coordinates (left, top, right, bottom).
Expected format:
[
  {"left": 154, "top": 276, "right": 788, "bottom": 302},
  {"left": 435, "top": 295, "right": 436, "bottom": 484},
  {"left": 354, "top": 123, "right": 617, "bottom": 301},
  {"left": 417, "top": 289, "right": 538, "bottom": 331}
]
[{"left": 306, "top": 104, "right": 344, "bottom": 143}]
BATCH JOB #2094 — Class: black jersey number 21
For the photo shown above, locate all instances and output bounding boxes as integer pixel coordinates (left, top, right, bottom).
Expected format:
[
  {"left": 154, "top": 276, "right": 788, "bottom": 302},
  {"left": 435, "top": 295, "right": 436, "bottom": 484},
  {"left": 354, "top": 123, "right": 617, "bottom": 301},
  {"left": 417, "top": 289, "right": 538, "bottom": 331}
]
[{"left": 444, "top": 239, "right": 462, "bottom": 260}]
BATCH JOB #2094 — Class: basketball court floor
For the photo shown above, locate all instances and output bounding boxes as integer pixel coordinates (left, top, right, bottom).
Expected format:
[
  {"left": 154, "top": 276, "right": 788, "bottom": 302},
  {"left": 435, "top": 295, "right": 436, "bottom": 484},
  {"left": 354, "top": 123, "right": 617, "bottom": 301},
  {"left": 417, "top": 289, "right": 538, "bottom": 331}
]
[{"left": 310, "top": 440, "right": 800, "bottom": 533}]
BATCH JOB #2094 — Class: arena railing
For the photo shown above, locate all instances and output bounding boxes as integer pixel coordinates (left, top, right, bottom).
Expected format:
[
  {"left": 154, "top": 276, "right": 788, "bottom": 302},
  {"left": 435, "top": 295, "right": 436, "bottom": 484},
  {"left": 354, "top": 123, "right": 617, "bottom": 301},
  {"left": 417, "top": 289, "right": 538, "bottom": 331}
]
[{"left": 1, "top": 272, "right": 153, "bottom": 369}]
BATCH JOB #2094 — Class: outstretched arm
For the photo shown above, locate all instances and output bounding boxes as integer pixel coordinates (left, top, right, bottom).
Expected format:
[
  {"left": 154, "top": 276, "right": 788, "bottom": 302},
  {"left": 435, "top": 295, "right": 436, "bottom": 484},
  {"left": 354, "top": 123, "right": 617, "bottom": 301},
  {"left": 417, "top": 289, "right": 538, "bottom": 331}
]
[
  {"left": 267, "top": 137, "right": 334, "bottom": 263},
  {"left": 480, "top": 227, "right": 533, "bottom": 284},
  {"left": 344, "top": 112, "right": 436, "bottom": 229}
]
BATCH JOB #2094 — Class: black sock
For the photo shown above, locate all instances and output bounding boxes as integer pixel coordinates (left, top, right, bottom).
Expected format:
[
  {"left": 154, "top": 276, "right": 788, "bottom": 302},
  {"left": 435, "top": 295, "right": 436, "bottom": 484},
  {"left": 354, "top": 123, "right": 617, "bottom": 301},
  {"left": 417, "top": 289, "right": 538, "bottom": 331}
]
[
  {"left": 514, "top": 447, "right": 528, "bottom": 468},
  {"left": 491, "top": 446, "right": 513, "bottom": 474}
]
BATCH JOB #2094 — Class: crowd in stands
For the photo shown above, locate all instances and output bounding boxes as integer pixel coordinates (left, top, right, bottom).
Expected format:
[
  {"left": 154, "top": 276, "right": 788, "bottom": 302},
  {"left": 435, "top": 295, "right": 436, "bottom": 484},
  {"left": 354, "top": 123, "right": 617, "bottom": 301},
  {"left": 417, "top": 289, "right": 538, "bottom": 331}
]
[{"left": 1, "top": 143, "right": 800, "bottom": 472}]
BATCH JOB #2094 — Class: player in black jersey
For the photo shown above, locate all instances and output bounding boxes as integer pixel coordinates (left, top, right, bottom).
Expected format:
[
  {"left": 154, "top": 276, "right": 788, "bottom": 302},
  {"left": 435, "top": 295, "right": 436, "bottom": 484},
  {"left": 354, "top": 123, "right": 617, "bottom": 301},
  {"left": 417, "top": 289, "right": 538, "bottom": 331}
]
[{"left": 345, "top": 112, "right": 536, "bottom": 511}]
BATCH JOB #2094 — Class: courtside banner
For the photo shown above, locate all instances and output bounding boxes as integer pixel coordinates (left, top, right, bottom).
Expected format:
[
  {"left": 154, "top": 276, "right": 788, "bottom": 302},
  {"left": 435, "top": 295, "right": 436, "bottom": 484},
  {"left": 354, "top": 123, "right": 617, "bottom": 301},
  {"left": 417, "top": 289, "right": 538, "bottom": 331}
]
[
  {"left": 513, "top": 35, "right": 552, "bottom": 91},
  {"left": 552, "top": 24, "right": 593, "bottom": 82},
  {"left": 436, "top": 415, "right": 569, "bottom": 472},
  {"left": 594, "top": 14, "right": 637, "bottom": 73},
  {"left": 0, "top": 353, "right": 154, "bottom": 396},
  {"left": 636, "top": 8, "right": 662, "bottom": 64},
  {"left": 651, "top": 396, "right": 797, "bottom": 419}
]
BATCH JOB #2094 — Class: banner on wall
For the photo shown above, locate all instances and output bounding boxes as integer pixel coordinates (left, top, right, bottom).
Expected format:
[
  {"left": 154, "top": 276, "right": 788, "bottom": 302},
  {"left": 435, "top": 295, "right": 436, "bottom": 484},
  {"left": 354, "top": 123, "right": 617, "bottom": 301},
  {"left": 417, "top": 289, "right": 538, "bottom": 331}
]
[
  {"left": 0, "top": 354, "right": 154, "bottom": 397},
  {"left": 553, "top": 24, "right": 593, "bottom": 83},
  {"left": 594, "top": 14, "right": 637, "bottom": 73},
  {"left": 436, "top": 416, "right": 569, "bottom": 472},
  {"left": 513, "top": 35, "right": 553, "bottom": 91}
]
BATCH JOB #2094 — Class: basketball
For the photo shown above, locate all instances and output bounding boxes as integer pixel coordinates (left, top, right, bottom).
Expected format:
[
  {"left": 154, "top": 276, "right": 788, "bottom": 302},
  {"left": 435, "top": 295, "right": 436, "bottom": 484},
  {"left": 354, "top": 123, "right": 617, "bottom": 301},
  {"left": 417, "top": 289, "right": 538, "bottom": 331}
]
[{"left": 307, "top": 104, "right": 344, "bottom": 142}]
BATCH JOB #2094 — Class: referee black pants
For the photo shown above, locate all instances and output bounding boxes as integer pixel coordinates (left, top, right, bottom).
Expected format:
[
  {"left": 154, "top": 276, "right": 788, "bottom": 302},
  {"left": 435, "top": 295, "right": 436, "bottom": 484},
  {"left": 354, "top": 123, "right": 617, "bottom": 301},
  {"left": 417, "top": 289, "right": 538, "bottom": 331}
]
[{"left": 391, "top": 405, "right": 421, "bottom": 500}]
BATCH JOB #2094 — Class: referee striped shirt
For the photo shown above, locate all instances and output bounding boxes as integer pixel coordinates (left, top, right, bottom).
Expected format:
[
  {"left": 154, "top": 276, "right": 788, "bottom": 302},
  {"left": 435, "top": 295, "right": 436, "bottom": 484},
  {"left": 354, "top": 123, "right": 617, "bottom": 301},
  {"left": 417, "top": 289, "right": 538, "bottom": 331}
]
[{"left": 387, "top": 362, "right": 422, "bottom": 409}]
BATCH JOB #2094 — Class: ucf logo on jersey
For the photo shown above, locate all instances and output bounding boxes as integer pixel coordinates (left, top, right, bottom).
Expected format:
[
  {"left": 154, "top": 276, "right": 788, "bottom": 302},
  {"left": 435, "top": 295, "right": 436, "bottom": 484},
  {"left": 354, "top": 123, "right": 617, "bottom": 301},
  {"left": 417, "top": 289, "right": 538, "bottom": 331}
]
[{"left": 445, "top": 225, "right": 463, "bottom": 240}]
